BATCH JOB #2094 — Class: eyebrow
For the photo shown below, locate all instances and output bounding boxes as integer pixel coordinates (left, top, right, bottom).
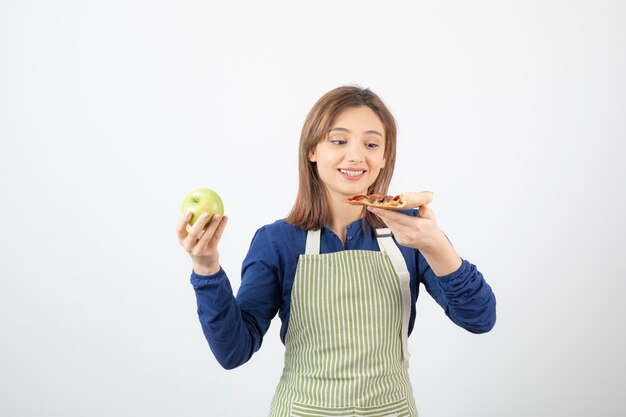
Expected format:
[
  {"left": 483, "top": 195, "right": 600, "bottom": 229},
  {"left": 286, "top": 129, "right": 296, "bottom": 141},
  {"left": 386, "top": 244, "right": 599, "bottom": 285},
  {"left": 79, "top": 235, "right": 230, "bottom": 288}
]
[{"left": 329, "top": 127, "right": 383, "bottom": 137}]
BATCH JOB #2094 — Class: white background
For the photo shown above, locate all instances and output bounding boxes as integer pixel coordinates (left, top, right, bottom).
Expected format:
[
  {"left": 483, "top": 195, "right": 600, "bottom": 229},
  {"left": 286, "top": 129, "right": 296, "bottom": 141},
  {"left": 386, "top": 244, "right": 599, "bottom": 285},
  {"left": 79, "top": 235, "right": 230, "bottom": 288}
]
[{"left": 1, "top": 1, "right": 625, "bottom": 416}]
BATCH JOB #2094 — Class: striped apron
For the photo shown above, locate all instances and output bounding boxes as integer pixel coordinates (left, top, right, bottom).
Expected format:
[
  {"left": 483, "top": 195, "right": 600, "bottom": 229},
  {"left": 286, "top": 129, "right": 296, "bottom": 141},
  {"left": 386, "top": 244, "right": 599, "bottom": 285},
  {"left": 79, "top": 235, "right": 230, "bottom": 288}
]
[{"left": 268, "top": 228, "right": 418, "bottom": 417}]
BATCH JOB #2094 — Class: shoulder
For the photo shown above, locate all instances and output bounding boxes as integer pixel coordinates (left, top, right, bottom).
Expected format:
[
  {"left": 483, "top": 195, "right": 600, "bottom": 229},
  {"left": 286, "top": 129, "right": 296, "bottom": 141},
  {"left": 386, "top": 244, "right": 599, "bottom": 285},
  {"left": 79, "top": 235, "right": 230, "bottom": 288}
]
[
  {"left": 250, "top": 219, "right": 307, "bottom": 256},
  {"left": 257, "top": 219, "right": 305, "bottom": 238}
]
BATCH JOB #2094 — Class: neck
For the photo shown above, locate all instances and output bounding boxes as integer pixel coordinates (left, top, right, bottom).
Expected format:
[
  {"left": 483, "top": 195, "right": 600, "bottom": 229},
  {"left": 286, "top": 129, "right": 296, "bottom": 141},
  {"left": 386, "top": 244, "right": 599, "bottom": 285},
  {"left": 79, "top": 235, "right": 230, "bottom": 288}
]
[{"left": 325, "top": 191, "right": 365, "bottom": 244}]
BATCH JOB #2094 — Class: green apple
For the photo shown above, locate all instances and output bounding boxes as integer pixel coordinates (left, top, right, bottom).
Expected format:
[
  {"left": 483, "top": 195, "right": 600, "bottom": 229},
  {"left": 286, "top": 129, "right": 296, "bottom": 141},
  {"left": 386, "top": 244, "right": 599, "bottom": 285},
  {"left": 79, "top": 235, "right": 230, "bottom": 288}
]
[{"left": 181, "top": 188, "right": 224, "bottom": 226}]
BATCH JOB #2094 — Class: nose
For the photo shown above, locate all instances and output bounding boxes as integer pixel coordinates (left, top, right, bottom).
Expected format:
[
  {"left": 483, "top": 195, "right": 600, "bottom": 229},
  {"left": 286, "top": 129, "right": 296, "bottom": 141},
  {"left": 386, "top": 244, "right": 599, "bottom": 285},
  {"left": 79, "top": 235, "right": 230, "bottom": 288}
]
[{"left": 346, "top": 141, "right": 365, "bottom": 163}]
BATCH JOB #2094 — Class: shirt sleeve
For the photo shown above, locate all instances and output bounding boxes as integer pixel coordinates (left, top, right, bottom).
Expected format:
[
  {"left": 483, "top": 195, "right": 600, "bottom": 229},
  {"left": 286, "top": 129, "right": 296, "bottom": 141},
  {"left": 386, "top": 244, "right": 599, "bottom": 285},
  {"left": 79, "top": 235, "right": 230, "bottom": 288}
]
[
  {"left": 190, "top": 226, "right": 281, "bottom": 369},
  {"left": 417, "top": 252, "right": 497, "bottom": 334}
]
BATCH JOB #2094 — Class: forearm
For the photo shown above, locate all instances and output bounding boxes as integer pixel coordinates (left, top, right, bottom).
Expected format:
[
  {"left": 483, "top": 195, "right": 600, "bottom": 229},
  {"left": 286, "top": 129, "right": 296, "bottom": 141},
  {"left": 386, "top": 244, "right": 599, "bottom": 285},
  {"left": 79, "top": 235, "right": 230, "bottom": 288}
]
[
  {"left": 435, "top": 261, "right": 497, "bottom": 333},
  {"left": 191, "top": 269, "right": 262, "bottom": 369}
]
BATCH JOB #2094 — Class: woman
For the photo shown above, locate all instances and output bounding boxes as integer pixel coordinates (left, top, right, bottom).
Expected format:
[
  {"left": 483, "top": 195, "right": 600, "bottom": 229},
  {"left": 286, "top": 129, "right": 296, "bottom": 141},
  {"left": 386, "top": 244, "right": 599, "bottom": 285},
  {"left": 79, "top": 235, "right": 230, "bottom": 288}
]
[{"left": 176, "top": 86, "right": 497, "bottom": 416}]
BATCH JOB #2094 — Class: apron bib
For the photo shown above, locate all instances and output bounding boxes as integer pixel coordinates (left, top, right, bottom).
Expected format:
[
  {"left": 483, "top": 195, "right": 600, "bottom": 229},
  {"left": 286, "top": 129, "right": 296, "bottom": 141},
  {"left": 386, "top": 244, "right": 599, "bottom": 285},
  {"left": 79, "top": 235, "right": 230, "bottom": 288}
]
[{"left": 269, "top": 228, "right": 418, "bottom": 417}]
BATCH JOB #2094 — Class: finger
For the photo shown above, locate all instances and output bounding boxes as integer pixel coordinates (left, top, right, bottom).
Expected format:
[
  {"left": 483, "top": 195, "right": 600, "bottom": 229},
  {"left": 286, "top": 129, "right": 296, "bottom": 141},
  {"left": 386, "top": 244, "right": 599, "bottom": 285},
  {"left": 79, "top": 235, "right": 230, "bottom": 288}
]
[
  {"left": 210, "top": 215, "right": 228, "bottom": 244},
  {"left": 367, "top": 206, "right": 416, "bottom": 225},
  {"left": 366, "top": 206, "right": 388, "bottom": 218},
  {"left": 197, "top": 214, "right": 225, "bottom": 246},
  {"left": 417, "top": 204, "right": 436, "bottom": 221},
  {"left": 184, "top": 212, "right": 212, "bottom": 245},
  {"left": 176, "top": 211, "right": 192, "bottom": 241}
]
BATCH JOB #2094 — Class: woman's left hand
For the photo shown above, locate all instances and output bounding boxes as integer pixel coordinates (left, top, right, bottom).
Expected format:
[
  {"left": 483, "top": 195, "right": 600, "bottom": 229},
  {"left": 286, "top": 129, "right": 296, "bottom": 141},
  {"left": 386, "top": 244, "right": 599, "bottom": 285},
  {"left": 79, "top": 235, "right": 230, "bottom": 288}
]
[
  {"left": 367, "top": 204, "right": 445, "bottom": 251},
  {"left": 367, "top": 205, "right": 463, "bottom": 276}
]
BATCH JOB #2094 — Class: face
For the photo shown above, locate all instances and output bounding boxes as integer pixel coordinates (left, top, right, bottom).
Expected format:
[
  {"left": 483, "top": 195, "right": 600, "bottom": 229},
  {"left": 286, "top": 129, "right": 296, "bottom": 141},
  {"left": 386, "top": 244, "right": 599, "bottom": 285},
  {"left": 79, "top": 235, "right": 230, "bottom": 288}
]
[{"left": 309, "top": 106, "right": 386, "bottom": 200}]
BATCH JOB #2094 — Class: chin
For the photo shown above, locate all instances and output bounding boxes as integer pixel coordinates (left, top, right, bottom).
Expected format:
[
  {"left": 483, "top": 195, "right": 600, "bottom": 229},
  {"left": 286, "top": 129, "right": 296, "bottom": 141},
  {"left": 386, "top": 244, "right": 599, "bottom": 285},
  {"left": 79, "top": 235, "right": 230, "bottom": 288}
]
[{"left": 342, "top": 185, "right": 370, "bottom": 197}]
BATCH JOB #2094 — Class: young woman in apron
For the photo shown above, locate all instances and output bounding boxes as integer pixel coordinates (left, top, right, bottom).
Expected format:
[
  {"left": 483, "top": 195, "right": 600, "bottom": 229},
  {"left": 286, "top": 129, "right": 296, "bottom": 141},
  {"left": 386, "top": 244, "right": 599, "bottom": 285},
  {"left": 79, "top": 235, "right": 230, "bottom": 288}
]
[{"left": 176, "top": 86, "right": 497, "bottom": 417}]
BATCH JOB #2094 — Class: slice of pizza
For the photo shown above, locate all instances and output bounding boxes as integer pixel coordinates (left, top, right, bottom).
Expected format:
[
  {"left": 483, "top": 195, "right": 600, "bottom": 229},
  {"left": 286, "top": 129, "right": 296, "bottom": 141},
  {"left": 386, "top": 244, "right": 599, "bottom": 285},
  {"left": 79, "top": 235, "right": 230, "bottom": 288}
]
[{"left": 346, "top": 191, "right": 433, "bottom": 210}]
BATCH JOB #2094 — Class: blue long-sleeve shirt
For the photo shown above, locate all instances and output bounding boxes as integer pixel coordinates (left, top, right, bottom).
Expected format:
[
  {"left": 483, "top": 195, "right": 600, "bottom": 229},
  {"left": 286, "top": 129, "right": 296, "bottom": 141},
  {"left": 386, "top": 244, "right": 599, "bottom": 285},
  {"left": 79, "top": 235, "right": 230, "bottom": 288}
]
[{"left": 190, "top": 210, "right": 497, "bottom": 370}]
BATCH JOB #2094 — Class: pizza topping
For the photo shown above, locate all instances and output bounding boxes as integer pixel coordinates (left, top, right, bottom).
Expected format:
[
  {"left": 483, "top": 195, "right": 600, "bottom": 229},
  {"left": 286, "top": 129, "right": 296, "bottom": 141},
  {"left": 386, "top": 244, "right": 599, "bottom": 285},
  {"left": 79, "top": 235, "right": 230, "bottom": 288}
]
[
  {"left": 347, "top": 194, "right": 367, "bottom": 202},
  {"left": 347, "top": 193, "right": 402, "bottom": 205},
  {"left": 367, "top": 194, "right": 400, "bottom": 204},
  {"left": 346, "top": 191, "right": 433, "bottom": 210}
]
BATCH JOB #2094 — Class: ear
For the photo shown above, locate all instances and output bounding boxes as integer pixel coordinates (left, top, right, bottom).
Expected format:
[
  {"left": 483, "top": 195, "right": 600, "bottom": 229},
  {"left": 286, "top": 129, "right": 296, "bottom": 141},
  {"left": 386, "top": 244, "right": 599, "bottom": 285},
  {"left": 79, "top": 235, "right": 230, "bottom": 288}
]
[{"left": 308, "top": 149, "right": 317, "bottom": 162}]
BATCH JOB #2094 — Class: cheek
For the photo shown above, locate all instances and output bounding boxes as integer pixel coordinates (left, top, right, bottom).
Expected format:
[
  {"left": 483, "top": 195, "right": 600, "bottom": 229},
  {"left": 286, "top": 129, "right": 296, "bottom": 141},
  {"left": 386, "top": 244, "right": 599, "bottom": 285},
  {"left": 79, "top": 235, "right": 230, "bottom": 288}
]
[
  {"left": 370, "top": 161, "right": 386, "bottom": 179},
  {"left": 315, "top": 155, "right": 335, "bottom": 176},
  {"left": 318, "top": 153, "right": 339, "bottom": 168},
  {"left": 368, "top": 155, "right": 385, "bottom": 170}
]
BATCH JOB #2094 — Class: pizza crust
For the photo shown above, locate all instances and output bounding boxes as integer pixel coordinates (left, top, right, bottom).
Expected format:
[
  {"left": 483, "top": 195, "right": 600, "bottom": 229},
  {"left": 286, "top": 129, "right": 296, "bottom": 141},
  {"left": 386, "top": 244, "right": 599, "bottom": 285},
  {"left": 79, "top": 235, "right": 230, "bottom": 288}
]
[{"left": 346, "top": 191, "right": 433, "bottom": 210}]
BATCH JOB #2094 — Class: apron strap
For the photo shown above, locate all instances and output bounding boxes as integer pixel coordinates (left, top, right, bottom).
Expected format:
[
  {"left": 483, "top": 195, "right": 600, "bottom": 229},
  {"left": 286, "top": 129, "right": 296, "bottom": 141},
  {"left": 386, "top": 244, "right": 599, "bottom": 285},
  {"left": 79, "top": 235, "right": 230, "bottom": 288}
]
[
  {"left": 376, "top": 228, "right": 412, "bottom": 361},
  {"left": 305, "top": 229, "right": 321, "bottom": 255}
]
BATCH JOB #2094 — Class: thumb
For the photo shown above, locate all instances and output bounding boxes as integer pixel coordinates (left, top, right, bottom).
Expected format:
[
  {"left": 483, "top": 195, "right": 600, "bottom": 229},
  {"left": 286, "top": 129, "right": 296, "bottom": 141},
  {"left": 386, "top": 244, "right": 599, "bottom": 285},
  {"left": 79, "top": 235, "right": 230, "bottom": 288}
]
[{"left": 417, "top": 204, "right": 436, "bottom": 221}]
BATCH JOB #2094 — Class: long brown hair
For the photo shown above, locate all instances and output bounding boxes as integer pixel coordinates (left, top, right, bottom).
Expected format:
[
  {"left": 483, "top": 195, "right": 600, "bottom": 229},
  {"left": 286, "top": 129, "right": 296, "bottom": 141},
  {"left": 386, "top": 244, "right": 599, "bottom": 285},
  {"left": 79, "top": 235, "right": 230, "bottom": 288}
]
[{"left": 285, "top": 85, "right": 397, "bottom": 231}]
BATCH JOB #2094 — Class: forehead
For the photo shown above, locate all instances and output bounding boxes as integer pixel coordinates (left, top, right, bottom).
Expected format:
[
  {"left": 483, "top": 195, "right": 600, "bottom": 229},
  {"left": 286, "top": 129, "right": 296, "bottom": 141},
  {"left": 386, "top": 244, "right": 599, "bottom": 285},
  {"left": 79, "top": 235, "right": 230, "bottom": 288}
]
[{"left": 330, "top": 106, "right": 385, "bottom": 135}]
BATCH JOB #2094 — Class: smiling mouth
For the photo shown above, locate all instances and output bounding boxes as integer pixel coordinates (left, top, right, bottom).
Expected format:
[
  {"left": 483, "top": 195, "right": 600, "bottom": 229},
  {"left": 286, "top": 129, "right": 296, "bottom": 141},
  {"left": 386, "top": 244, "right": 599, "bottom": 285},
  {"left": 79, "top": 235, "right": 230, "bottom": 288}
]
[{"left": 339, "top": 169, "right": 366, "bottom": 177}]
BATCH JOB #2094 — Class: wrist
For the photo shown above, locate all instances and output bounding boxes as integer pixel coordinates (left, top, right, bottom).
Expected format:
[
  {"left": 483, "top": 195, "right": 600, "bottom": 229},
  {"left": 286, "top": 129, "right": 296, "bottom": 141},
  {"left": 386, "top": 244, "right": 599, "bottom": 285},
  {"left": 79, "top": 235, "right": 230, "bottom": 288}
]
[
  {"left": 193, "top": 263, "right": 221, "bottom": 276},
  {"left": 419, "top": 230, "right": 450, "bottom": 255},
  {"left": 419, "top": 232, "right": 462, "bottom": 277}
]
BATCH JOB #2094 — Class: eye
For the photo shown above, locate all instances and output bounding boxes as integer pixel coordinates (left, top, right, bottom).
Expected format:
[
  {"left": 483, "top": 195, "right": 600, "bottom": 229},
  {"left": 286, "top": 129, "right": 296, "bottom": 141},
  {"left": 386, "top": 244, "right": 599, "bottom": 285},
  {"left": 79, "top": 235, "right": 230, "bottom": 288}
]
[
  {"left": 366, "top": 142, "right": 380, "bottom": 149},
  {"left": 330, "top": 138, "right": 347, "bottom": 145}
]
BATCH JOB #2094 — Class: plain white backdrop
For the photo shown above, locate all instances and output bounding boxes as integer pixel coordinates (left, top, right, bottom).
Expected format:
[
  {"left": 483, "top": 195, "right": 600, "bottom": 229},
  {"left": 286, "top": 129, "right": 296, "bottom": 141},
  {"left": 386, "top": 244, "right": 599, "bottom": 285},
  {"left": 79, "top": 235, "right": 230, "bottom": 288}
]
[{"left": 1, "top": 1, "right": 625, "bottom": 416}]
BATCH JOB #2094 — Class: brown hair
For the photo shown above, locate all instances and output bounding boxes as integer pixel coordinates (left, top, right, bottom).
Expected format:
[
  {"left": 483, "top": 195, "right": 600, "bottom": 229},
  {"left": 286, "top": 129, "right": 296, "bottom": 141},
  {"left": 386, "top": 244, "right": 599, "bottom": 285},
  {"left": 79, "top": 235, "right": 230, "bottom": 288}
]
[{"left": 285, "top": 85, "right": 397, "bottom": 231}]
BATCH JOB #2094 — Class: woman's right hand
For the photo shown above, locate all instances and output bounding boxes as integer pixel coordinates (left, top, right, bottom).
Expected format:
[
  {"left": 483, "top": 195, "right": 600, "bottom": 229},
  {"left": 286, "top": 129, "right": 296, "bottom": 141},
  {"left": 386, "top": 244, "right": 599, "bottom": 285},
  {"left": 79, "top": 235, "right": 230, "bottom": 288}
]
[{"left": 176, "top": 211, "right": 228, "bottom": 276}]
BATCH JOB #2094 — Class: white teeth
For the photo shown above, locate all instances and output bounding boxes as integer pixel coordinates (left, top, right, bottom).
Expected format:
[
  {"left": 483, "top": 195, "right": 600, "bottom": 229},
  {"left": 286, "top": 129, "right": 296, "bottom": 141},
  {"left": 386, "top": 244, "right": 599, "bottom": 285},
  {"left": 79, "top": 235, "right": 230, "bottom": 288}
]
[{"left": 340, "top": 169, "right": 364, "bottom": 177}]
